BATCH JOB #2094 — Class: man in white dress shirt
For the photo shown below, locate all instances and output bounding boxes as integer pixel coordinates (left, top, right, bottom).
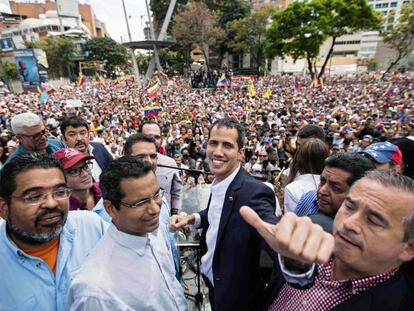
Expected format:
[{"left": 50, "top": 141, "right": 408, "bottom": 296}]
[
  {"left": 170, "top": 119, "right": 334, "bottom": 310},
  {"left": 68, "top": 157, "right": 186, "bottom": 310}
]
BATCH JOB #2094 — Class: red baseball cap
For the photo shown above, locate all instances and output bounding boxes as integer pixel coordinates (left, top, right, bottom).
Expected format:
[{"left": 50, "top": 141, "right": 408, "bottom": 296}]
[{"left": 53, "top": 147, "right": 95, "bottom": 170}]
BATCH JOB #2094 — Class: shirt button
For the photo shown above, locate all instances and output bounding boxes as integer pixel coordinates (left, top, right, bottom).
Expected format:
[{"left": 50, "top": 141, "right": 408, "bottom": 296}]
[
  {"left": 302, "top": 300, "right": 308, "bottom": 306},
  {"left": 36, "top": 263, "right": 41, "bottom": 268},
  {"left": 215, "top": 277, "right": 221, "bottom": 281}
]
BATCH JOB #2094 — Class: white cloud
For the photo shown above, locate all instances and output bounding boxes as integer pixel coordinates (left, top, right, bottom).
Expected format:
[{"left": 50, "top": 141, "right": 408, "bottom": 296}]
[
  {"left": 0, "top": 1, "right": 11, "bottom": 13},
  {"left": 0, "top": 0, "right": 149, "bottom": 42}
]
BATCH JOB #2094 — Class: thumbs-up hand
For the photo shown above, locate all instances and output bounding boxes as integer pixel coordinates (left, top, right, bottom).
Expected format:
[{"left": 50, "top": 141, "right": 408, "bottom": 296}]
[{"left": 240, "top": 206, "right": 334, "bottom": 264}]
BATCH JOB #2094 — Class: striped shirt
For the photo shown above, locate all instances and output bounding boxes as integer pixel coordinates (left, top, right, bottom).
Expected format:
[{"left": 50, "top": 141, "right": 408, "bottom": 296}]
[{"left": 294, "top": 190, "right": 319, "bottom": 216}]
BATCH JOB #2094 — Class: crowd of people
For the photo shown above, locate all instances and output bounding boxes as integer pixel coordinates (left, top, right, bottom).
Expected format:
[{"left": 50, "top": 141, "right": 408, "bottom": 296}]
[{"left": 0, "top": 72, "right": 413, "bottom": 310}]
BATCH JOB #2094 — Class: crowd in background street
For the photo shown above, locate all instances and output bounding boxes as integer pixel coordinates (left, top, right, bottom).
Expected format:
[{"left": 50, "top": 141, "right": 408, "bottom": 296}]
[{"left": 1, "top": 73, "right": 413, "bottom": 183}]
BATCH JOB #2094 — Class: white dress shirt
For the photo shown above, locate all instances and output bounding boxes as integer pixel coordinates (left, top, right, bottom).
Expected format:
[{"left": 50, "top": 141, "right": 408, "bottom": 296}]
[
  {"left": 88, "top": 144, "right": 102, "bottom": 182},
  {"left": 68, "top": 224, "right": 187, "bottom": 311},
  {"left": 199, "top": 166, "right": 240, "bottom": 286},
  {"left": 284, "top": 174, "right": 320, "bottom": 213}
]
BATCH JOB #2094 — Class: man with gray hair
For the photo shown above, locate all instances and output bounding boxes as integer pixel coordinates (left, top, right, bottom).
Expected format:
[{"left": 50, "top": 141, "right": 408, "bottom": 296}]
[
  {"left": 5, "top": 112, "right": 66, "bottom": 164},
  {"left": 251, "top": 170, "right": 414, "bottom": 310}
]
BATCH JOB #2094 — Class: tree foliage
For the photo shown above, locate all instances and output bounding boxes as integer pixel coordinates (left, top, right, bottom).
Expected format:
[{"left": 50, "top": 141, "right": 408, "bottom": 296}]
[
  {"left": 381, "top": 2, "right": 414, "bottom": 77},
  {"left": 227, "top": 5, "right": 276, "bottom": 73},
  {"left": 150, "top": 0, "right": 188, "bottom": 35},
  {"left": 0, "top": 60, "right": 19, "bottom": 80},
  {"left": 172, "top": 0, "right": 224, "bottom": 69},
  {"left": 41, "top": 36, "right": 76, "bottom": 78},
  {"left": 265, "top": 0, "right": 381, "bottom": 78},
  {"left": 84, "top": 37, "right": 129, "bottom": 76}
]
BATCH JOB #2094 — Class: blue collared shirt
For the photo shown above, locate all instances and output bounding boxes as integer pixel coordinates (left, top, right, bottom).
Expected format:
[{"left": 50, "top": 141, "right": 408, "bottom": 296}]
[
  {"left": 4, "top": 138, "right": 66, "bottom": 165},
  {"left": 0, "top": 211, "right": 108, "bottom": 311},
  {"left": 294, "top": 190, "right": 319, "bottom": 216}
]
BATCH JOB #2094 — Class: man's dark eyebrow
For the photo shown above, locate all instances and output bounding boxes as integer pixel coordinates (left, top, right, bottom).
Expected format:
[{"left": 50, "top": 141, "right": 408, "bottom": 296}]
[
  {"left": 367, "top": 208, "right": 390, "bottom": 227},
  {"left": 20, "top": 183, "right": 67, "bottom": 196},
  {"left": 345, "top": 196, "right": 355, "bottom": 204}
]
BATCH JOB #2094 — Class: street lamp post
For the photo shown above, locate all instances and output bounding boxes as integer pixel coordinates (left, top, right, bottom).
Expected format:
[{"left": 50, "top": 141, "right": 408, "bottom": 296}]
[{"left": 121, "top": 0, "right": 141, "bottom": 87}]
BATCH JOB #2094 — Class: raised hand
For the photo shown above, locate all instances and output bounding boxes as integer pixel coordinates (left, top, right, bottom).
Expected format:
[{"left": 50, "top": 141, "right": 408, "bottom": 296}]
[{"left": 240, "top": 206, "right": 334, "bottom": 264}]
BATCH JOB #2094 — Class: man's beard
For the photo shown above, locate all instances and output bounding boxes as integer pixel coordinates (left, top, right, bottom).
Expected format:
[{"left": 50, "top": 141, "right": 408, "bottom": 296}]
[{"left": 7, "top": 208, "right": 67, "bottom": 245}]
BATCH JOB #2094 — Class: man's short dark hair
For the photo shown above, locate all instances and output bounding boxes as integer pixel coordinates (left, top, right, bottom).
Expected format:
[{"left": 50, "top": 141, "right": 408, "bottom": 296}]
[
  {"left": 60, "top": 116, "right": 89, "bottom": 136},
  {"left": 138, "top": 121, "right": 160, "bottom": 133},
  {"left": 325, "top": 153, "right": 375, "bottom": 186},
  {"left": 123, "top": 133, "right": 157, "bottom": 156},
  {"left": 298, "top": 124, "right": 325, "bottom": 141},
  {"left": 100, "top": 156, "right": 153, "bottom": 210},
  {"left": 208, "top": 118, "right": 245, "bottom": 150},
  {"left": 0, "top": 153, "right": 65, "bottom": 203}
]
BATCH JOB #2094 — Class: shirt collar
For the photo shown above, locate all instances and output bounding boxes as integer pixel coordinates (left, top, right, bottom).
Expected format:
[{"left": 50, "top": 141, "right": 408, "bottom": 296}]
[
  {"left": 88, "top": 143, "right": 94, "bottom": 154},
  {"left": 317, "top": 258, "right": 399, "bottom": 293},
  {"left": 107, "top": 223, "right": 150, "bottom": 256},
  {"left": 211, "top": 165, "right": 240, "bottom": 194}
]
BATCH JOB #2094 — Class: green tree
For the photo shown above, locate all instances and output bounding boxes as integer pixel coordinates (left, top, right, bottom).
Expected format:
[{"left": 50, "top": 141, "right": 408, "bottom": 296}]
[
  {"left": 172, "top": 0, "right": 224, "bottom": 70},
  {"left": 84, "top": 37, "right": 129, "bottom": 77},
  {"left": 227, "top": 5, "right": 276, "bottom": 73},
  {"left": 24, "top": 41, "right": 42, "bottom": 49},
  {"left": 136, "top": 51, "right": 150, "bottom": 74},
  {"left": 314, "top": 0, "right": 381, "bottom": 78},
  {"left": 150, "top": 0, "right": 188, "bottom": 35},
  {"left": 0, "top": 60, "right": 19, "bottom": 80},
  {"left": 41, "top": 36, "right": 76, "bottom": 78},
  {"left": 158, "top": 48, "right": 185, "bottom": 74},
  {"left": 211, "top": 0, "right": 251, "bottom": 66},
  {"left": 266, "top": 0, "right": 381, "bottom": 78},
  {"left": 381, "top": 2, "right": 414, "bottom": 77}
]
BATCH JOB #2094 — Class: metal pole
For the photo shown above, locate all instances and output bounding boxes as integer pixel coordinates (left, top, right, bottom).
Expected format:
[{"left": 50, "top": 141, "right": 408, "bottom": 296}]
[
  {"left": 121, "top": 0, "right": 141, "bottom": 87},
  {"left": 55, "top": 1, "right": 65, "bottom": 33},
  {"left": 145, "top": 0, "right": 161, "bottom": 71}
]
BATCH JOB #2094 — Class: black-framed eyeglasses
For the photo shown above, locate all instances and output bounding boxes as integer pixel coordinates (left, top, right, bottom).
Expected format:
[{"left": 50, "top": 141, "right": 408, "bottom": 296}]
[
  {"left": 11, "top": 188, "right": 71, "bottom": 206},
  {"left": 66, "top": 162, "right": 93, "bottom": 177},
  {"left": 120, "top": 188, "right": 164, "bottom": 209},
  {"left": 20, "top": 129, "right": 48, "bottom": 141}
]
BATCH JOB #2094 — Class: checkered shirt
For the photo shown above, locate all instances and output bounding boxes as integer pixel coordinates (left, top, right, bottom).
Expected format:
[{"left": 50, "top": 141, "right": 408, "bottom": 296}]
[{"left": 269, "top": 259, "right": 398, "bottom": 311}]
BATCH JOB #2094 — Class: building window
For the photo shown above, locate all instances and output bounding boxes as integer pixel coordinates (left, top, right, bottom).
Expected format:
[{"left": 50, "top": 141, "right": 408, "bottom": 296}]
[{"left": 390, "top": 2, "right": 397, "bottom": 7}]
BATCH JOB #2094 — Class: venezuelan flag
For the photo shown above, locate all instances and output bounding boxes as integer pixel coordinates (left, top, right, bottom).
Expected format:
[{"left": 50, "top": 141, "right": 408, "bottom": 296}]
[
  {"left": 249, "top": 79, "right": 256, "bottom": 97},
  {"left": 382, "top": 83, "right": 394, "bottom": 97},
  {"left": 144, "top": 106, "right": 161, "bottom": 117},
  {"left": 145, "top": 78, "right": 161, "bottom": 98},
  {"left": 216, "top": 73, "right": 229, "bottom": 87}
]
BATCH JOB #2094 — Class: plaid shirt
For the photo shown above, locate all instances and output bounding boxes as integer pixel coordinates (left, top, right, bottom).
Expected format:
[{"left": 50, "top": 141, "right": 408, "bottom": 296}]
[{"left": 269, "top": 259, "right": 398, "bottom": 311}]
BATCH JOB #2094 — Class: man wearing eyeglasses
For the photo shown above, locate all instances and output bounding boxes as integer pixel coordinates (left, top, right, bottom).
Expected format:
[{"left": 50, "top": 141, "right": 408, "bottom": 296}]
[
  {"left": 0, "top": 153, "right": 107, "bottom": 310},
  {"left": 53, "top": 148, "right": 105, "bottom": 217},
  {"left": 140, "top": 121, "right": 183, "bottom": 215},
  {"left": 68, "top": 157, "right": 187, "bottom": 310},
  {"left": 5, "top": 112, "right": 66, "bottom": 164}
]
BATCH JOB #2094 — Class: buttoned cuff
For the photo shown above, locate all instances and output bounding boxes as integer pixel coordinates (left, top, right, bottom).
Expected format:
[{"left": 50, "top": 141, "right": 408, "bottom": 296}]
[
  {"left": 278, "top": 254, "right": 316, "bottom": 287},
  {"left": 192, "top": 213, "right": 201, "bottom": 229}
]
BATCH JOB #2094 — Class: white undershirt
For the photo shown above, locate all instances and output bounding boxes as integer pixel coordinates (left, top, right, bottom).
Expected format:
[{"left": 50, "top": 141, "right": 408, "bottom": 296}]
[{"left": 199, "top": 165, "right": 240, "bottom": 286}]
